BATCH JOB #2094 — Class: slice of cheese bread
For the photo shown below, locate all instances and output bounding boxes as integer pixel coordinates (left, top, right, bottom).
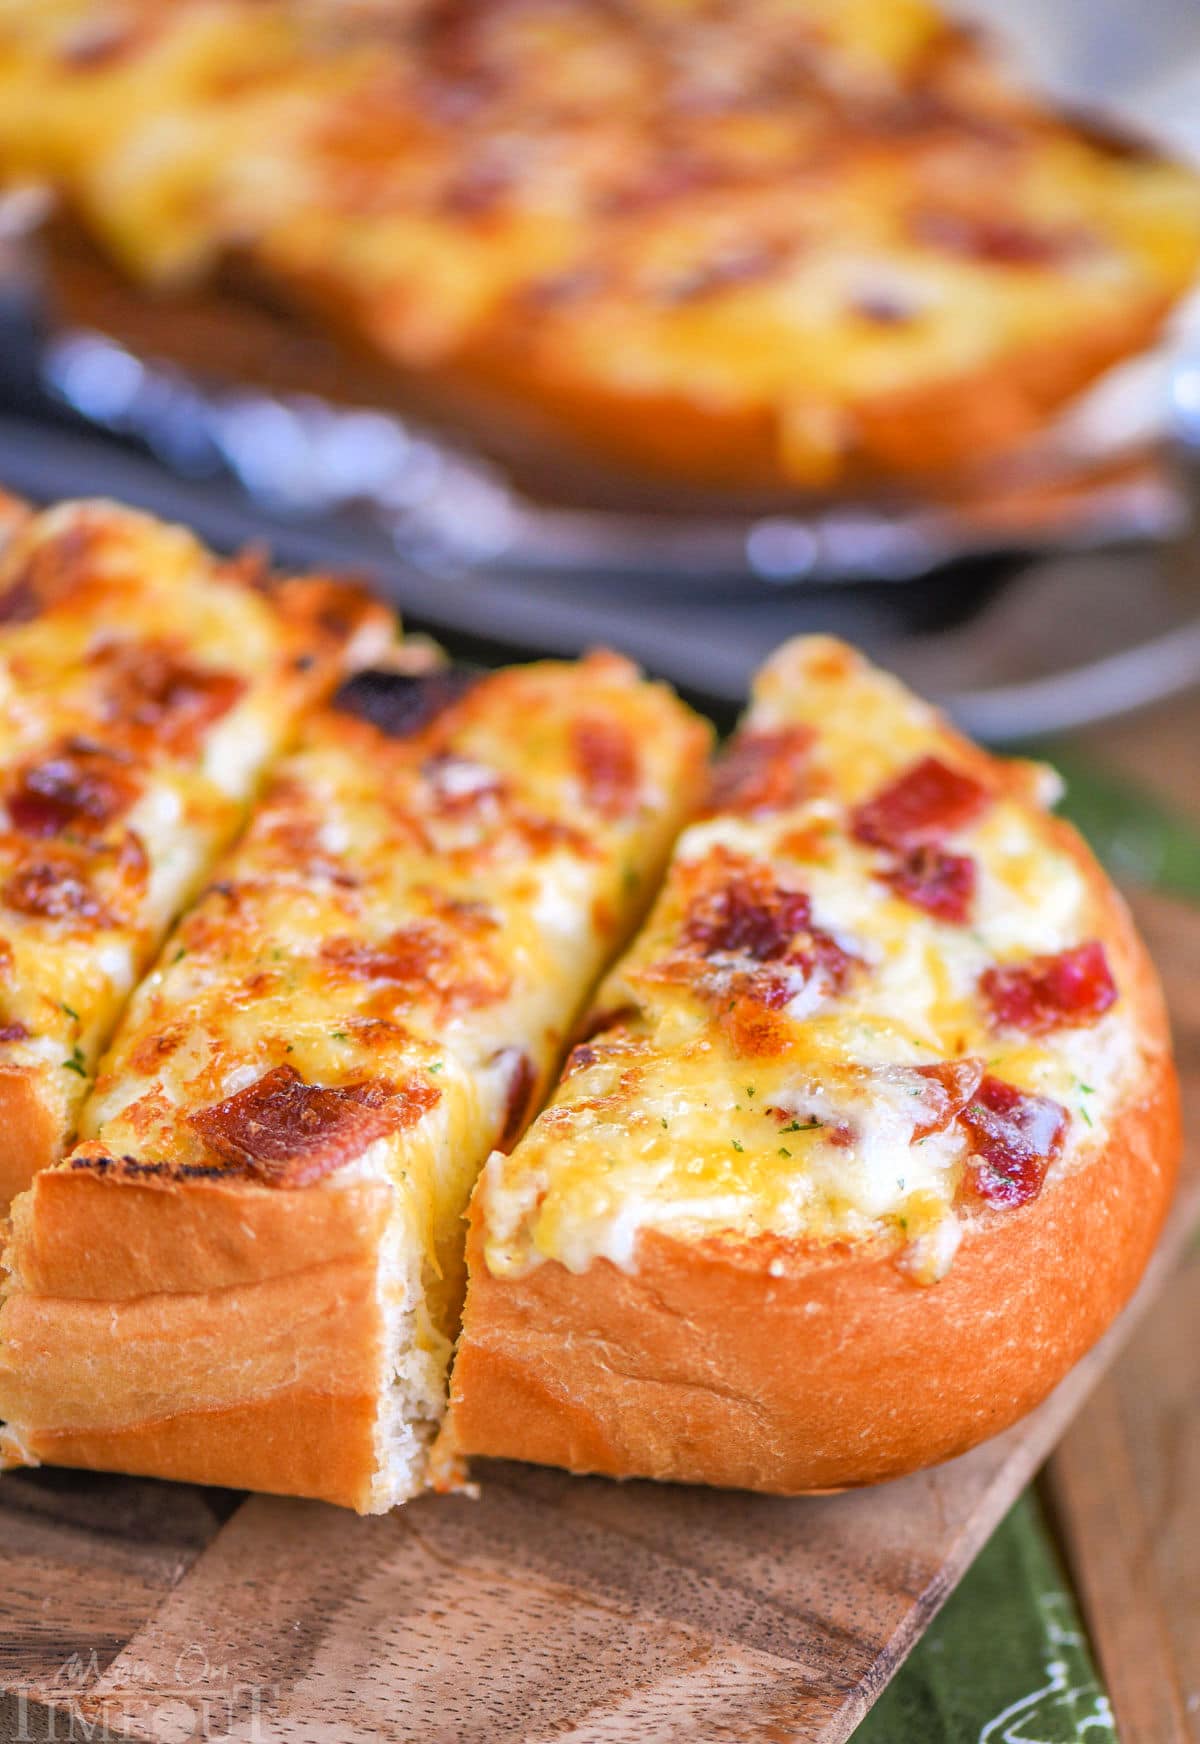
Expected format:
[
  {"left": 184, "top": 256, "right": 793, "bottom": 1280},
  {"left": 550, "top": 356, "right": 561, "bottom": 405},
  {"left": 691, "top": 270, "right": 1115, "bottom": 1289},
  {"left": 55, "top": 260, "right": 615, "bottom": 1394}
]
[
  {"left": 0, "top": 2, "right": 1197, "bottom": 495},
  {"left": 446, "top": 636, "right": 1179, "bottom": 1492},
  {"left": 0, "top": 498, "right": 390, "bottom": 1206},
  {"left": 0, "top": 656, "right": 710, "bottom": 1508}
]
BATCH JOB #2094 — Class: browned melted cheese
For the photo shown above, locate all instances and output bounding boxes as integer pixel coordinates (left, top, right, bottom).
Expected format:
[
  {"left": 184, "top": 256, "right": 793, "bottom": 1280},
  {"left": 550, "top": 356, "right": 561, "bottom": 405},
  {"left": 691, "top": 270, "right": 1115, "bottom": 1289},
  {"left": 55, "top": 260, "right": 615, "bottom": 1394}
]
[
  {"left": 0, "top": 2, "right": 1196, "bottom": 490},
  {"left": 480, "top": 637, "right": 1141, "bottom": 1286},
  {"left": 76, "top": 653, "right": 710, "bottom": 1206},
  {"left": 0, "top": 498, "right": 389, "bottom": 1168}
]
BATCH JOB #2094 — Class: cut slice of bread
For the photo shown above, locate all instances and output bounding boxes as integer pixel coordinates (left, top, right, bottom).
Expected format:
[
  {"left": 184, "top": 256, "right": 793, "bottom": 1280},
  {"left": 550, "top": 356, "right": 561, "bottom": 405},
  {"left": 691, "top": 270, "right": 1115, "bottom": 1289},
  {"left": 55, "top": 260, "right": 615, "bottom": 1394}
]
[
  {"left": 0, "top": 497, "right": 391, "bottom": 1206},
  {"left": 444, "top": 636, "right": 1179, "bottom": 1493},
  {"left": 0, "top": 655, "right": 710, "bottom": 1508}
]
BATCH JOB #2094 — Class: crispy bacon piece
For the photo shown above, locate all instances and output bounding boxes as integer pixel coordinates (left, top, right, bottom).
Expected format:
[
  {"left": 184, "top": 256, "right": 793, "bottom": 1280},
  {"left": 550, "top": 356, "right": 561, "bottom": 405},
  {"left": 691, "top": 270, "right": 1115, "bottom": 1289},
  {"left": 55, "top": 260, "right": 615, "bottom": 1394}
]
[
  {"left": 8, "top": 742, "right": 138, "bottom": 838},
  {"left": 333, "top": 667, "right": 477, "bottom": 739},
  {"left": 981, "top": 941, "right": 1118, "bottom": 1035},
  {"left": 906, "top": 1058, "right": 986, "bottom": 1140},
  {"left": 188, "top": 1063, "right": 438, "bottom": 1186},
  {"left": 679, "top": 862, "right": 856, "bottom": 1016},
  {"left": 572, "top": 716, "right": 640, "bottom": 819},
  {"left": 0, "top": 519, "right": 99, "bottom": 624},
  {"left": 95, "top": 645, "right": 246, "bottom": 756},
  {"left": 959, "top": 1075, "right": 1068, "bottom": 1209},
  {"left": 2, "top": 857, "right": 109, "bottom": 925},
  {"left": 852, "top": 756, "right": 989, "bottom": 852},
  {"left": 493, "top": 1046, "right": 537, "bottom": 1151},
  {"left": 706, "top": 725, "right": 816, "bottom": 816},
  {"left": 912, "top": 209, "right": 1091, "bottom": 268},
  {"left": 882, "top": 844, "right": 977, "bottom": 923},
  {"left": 684, "top": 873, "right": 812, "bottom": 963}
]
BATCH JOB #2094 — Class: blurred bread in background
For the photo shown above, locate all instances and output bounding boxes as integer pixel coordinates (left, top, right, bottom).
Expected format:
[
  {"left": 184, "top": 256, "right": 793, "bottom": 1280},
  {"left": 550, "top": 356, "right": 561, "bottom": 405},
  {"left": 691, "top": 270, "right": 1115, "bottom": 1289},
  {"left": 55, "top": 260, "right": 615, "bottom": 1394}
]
[{"left": 0, "top": 0, "right": 1197, "bottom": 504}]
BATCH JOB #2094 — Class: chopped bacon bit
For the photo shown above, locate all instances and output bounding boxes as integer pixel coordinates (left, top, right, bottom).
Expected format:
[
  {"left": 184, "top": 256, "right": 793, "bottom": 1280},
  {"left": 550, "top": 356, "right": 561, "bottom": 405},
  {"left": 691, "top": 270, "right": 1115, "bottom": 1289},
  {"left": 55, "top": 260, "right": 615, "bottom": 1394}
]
[
  {"left": 333, "top": 667, "right": 477, "bottom": 740},
  {"left": 684, "top": 875, "right": 813, "bottom": 963},
  {"left": 0, "top": 1021, "right": 29, "bottom": 1043},
  {"left": 883, "top": 844, "right": 977, "bottom": 923},
  {"left": 96, "top": 645, "right": 246, "bottom": 755},
  {"left": 959, "top": 1075, "right": 1068, "bottom": 1209},
  {"left": 2, "top": 858, "right": 109, "bottom": 925},
  {"left": 852, "top": 756, "right": 989, "bottom": 851},
  {"left": 572, "top": 717, "right": 640, "bottom": 819},
  {"left": 59, "top": 17, "right": 143, "bottom": 67},
  {"left": 8, "top": 742, "right": 138, "bottom": 838},
  {"left": 907, "top": 1058, "right": 985, "bottom": 1140},
  {"left": 493, "top": 1046, "right": 537, "bottom": 1150},
  {"left": 912, "top": 209, "right": 1091, "bottom": 267},
  {"left": 981, "top": 941, "right": 1118, "bottom": 1035},
  {"left": 675, "top": 860, "right": 857, "bottom": 1029},
  {"left": 707, "top": 726, "right": 816, "bottom": 816},
  {"left": 188, "top": 1063, "right": 436, "bottom": 1186},
  {"left": 0, "top": 519, "right": 99, "bottom": 624}
]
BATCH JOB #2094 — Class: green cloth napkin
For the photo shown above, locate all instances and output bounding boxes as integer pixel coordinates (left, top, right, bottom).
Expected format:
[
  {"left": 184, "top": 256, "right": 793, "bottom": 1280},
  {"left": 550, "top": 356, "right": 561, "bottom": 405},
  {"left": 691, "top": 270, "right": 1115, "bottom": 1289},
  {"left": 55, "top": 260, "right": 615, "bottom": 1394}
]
[
  {"left": 852, "top": 746, "right": 1200, "bottom": 1744},
  {"left": 857, "top": 1491, "right": 1115, "bottom": 1744}
]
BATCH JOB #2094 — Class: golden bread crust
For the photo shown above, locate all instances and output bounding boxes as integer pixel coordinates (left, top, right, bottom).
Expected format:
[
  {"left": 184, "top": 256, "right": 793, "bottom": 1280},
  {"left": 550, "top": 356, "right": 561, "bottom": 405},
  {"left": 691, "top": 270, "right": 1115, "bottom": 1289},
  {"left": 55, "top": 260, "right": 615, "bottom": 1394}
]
[
  {"left": 447, "top": 892, "right": 1179, "bottom": 1491},
  {"left": 0, "top": 649, "right": 710, "bottom": 1508},
  {"left": 0, "top": 4, "right": 1197, "bottom": 496},
  {"left": 447, "top": 637, "right": 1181, "bottom": 1491},
  {"left": 4, "top": 1391, "right": 382, "bottom": 1511},
  {"left": 0, "top": 1171, "right": 393, "bottom": 1511},
  {"left": 0, "top": 1068, "right": 65, "bottom": 1208}
]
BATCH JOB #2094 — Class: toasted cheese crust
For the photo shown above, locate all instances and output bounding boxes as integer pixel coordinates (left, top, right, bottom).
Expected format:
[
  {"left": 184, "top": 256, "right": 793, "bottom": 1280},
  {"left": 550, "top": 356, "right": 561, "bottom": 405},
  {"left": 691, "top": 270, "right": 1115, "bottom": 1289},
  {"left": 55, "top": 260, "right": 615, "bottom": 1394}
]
[
  {"left": 0, "top": 498, "right": 389, "bottom": 1204},
  {"left": 0, "top": 654, "right": 710, "bottom": 1508},
  {"left": 0, "top": 2, "right": 1196, "bottom": 494},
  {"left": 446, "top": 637, "right": 1179, "bottom": 1492}
]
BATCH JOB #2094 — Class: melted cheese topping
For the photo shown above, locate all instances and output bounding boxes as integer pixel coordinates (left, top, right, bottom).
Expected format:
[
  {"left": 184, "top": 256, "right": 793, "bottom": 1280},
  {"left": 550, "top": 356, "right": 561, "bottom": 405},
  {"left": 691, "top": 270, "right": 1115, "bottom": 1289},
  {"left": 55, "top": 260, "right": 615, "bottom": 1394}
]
[
  {"left": 0, "top": 2, "right": 1196, "bottom": 489},
  {"left": 481, "top": 636, "right": 1140, "bottom": 1284},
  {"left": 79, "top": 655, "right": 709, "bottom": 1292},
  {"left": 0, "top": 499, "right": 389, "bottom": 1167}
]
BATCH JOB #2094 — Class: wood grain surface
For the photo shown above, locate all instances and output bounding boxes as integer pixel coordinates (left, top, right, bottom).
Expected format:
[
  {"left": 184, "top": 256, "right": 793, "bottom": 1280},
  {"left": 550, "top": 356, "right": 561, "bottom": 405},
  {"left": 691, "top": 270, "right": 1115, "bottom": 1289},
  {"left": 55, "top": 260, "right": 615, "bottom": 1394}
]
[{"left": 0, "top": 879, "right": 1195, "bottom": 1744}]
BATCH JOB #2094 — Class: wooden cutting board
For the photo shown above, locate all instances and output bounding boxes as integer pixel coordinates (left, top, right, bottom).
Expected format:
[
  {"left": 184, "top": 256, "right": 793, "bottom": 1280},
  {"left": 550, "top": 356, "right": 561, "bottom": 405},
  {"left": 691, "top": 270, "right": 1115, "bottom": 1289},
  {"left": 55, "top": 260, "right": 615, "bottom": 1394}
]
[{"left": 1, "top": 880, "right": 1197, "bottom": 1744}]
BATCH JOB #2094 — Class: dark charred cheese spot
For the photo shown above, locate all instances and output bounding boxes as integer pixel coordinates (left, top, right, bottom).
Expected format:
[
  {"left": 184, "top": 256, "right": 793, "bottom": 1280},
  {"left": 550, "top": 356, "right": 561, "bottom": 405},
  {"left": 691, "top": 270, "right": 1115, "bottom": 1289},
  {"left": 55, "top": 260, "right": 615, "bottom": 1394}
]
[
  {"left": 852, "top": 755, "right": 989, "bottom": 851},
  {"left": 959, "top": 1075, "right": 1068, "bottom": 1208},
  {"left": 188, "top": 1062, "right": 439, "bottom": 1186},
  {"left": 332, "top": 667, "right": 478, "bottom": 739},
  {"left": 882, "top": 844, "right": 976, "bottom": 923},
  {"left": 981, "top": 941, "right": 1118, "bottom": 1035},
  {"left": 2, "top": 856, "right": 111, "bottom": 926},
  {"left": 8, "top": 741, "right": 139, "bottom": 838},
  {"left": 572, "top": 716, "right": 640, "bottom": 819},
  {"left": 707, "top": 725, "right": 816, "bottom": 816}
]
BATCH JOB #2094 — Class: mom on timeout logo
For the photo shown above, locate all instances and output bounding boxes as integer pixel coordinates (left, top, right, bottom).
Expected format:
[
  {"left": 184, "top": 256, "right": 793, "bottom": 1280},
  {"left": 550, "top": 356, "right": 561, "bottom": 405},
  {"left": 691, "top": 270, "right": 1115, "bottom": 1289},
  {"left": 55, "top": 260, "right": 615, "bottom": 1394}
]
[{"left": 8, "top": 1645, "right": 281, "bottom": 1742}]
